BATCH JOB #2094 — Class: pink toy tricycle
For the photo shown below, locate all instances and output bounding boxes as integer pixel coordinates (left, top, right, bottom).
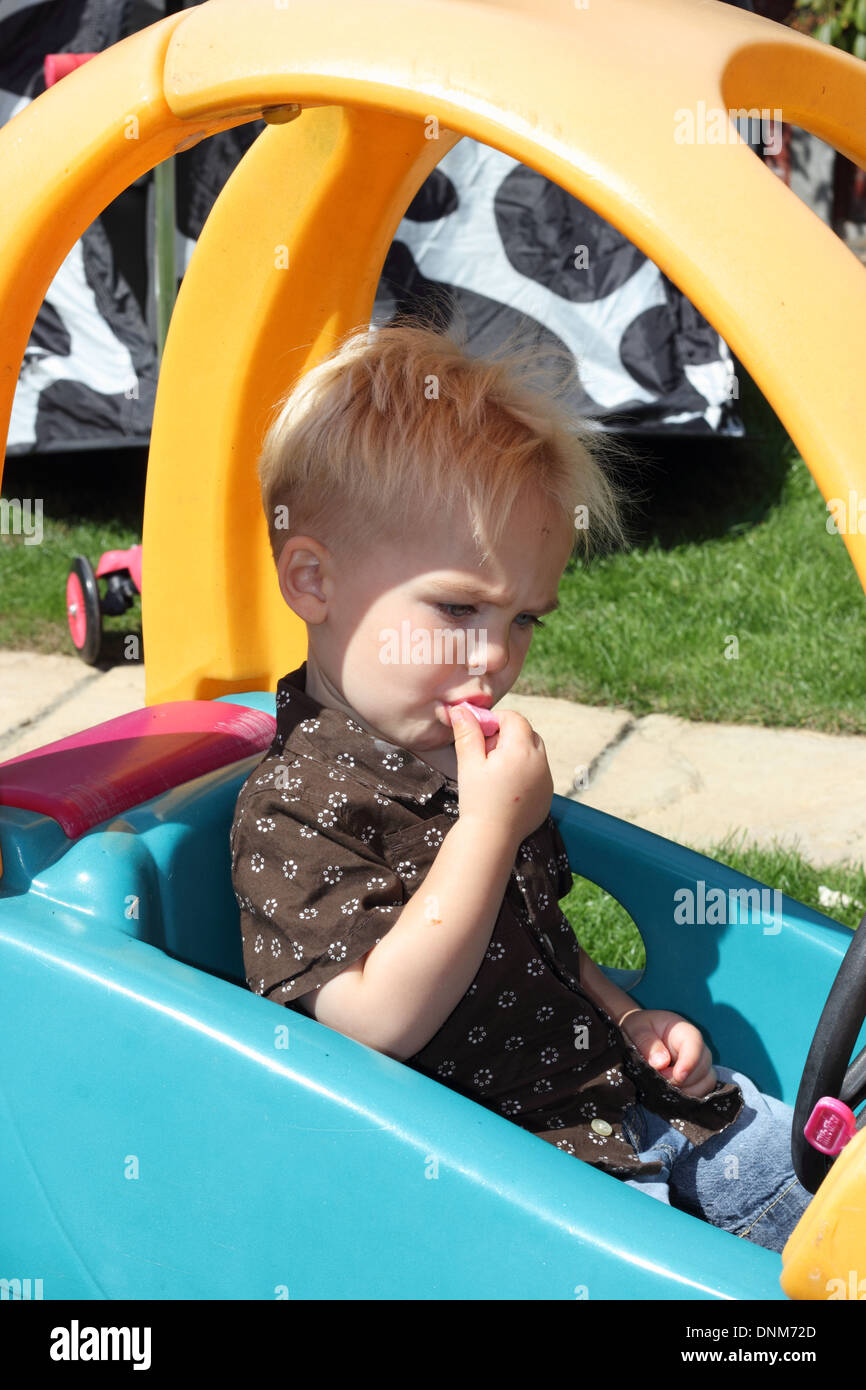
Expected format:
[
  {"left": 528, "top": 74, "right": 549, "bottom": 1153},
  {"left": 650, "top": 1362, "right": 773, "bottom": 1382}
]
[{"left": 66, "top": 545, "right": 142, "bottom": 665}]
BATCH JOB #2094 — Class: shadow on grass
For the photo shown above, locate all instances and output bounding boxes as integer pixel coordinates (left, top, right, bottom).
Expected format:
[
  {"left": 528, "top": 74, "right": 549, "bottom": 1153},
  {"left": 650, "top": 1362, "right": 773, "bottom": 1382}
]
[
  {"left": 2, "top": 444, "right": 148, "bottom": 532},
  {"left": 594, "top": 361, "right": 796, "bottom": 554}
]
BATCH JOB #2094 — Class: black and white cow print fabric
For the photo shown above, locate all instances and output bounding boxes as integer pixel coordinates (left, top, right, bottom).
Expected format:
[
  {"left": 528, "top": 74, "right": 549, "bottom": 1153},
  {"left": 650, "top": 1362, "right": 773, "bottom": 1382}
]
[{"left": 2, "top": 0, "right": 744, "bottom": 456}]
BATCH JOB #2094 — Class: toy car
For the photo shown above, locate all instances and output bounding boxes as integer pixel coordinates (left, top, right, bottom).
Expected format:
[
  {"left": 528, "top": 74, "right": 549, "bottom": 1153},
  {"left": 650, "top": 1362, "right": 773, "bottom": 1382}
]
[{"left": 1, "top": 0, "right": 864, "bottom": 1300}]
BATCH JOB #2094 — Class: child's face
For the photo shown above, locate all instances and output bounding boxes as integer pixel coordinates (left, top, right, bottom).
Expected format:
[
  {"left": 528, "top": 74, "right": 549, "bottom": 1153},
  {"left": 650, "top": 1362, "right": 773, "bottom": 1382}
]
[{"left": 282, "top": 490, "right": 575, "bottom": 760}]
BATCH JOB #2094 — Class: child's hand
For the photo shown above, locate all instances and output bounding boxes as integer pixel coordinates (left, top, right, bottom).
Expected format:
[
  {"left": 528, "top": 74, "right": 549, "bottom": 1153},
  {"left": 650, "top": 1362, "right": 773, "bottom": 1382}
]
[
  {"left": 619, "top": 1009, "right": 717, "bottom": 1098},
  {"left": 448, "top": 703, "right": 553, "bottom": 849}
]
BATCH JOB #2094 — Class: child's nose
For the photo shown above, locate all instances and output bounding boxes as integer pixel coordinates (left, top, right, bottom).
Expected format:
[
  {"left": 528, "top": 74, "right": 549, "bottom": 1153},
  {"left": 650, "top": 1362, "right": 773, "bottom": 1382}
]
[{"left": 472, "top": 629, "right": 513, "bottom": 676}]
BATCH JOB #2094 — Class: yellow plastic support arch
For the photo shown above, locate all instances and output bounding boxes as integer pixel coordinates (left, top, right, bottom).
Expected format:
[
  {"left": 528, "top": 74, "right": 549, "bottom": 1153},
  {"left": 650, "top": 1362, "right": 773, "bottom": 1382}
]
[
  {"left": 1, "top": 0, "right": 865, "bottom": 704},
  {"left": 0, "top": 0, "right": 865, "bottom": 1300}
]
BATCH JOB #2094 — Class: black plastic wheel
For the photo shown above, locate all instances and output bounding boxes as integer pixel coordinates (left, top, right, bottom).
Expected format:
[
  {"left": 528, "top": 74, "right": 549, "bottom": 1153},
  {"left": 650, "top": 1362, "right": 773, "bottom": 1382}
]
[{"left": 66, "top": 555, "right": 103, "bottom": 665}]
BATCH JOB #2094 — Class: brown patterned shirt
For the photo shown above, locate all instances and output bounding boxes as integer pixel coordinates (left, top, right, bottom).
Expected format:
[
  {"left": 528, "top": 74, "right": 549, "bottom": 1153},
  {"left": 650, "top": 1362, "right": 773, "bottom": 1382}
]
[{"left": 230, "top": 661, "right": 743, "bottom": 1178}]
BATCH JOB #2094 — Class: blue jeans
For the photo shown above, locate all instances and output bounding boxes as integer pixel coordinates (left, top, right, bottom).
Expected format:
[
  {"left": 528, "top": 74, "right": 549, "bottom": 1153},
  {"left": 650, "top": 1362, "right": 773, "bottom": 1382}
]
[{"left": 621, "top": 1066, "right": 813, "bottom": 1253}]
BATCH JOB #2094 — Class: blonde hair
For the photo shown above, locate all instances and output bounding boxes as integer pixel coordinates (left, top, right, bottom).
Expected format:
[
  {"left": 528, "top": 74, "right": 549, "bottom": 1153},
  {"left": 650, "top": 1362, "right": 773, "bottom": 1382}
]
[{"left": 258, "top": 310, "right": 634, "bottom": 573}]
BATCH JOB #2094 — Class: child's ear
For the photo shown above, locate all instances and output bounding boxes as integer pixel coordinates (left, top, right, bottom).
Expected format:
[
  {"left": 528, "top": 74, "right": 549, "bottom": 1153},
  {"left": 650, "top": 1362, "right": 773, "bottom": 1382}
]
[{"left": 278, "top": 537, "right": 330, "bottom": 621}]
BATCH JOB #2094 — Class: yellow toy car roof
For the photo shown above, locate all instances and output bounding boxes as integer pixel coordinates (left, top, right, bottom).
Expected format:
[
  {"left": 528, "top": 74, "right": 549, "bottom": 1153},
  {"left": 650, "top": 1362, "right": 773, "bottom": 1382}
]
[{"left": 0, "top": 0, "right": 864, "bottom": 708}]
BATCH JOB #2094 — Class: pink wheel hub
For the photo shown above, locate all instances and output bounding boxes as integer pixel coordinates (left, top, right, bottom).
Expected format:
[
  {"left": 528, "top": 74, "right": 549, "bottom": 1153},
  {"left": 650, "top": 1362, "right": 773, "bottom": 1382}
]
[{"left": 66, "top": 570, "right": 87, "bottom": 649}]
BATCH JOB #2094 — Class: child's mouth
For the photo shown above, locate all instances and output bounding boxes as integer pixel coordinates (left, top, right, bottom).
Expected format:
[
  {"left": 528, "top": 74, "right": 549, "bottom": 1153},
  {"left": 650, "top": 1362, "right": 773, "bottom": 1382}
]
[{"left": 441, "top": 699, "right": 500, "bottom": 737}]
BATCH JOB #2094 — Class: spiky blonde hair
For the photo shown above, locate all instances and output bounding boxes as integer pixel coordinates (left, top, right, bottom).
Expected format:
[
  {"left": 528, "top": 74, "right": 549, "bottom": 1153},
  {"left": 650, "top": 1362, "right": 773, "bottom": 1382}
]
[{"left": 258, "top": 311, "right": 632, "bottom": 573}]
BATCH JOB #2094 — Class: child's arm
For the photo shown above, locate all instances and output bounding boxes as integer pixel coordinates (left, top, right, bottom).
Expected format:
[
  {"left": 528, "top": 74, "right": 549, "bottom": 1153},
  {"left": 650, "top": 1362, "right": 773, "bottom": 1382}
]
[
  {"left": 298, "top": 813, "right": 520, "bottom": 1060},
  {"left": 577, "top": 945, "right": 717, "bottom": 1097},
  {"left": 576, "top": 946, "right": 643, "bottom": 1027}
]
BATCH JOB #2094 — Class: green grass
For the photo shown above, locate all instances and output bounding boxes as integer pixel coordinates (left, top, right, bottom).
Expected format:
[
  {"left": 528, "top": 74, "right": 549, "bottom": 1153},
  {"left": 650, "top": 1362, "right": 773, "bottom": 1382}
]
[
  {"left": 515, "top": 368, "right": 866, "bottom": 734},
  {"left": 0, "top": 448, "right": 145, "bottom": 660},
  {"left": 561, "top": 834, "right": 866, "bottom": 970}
]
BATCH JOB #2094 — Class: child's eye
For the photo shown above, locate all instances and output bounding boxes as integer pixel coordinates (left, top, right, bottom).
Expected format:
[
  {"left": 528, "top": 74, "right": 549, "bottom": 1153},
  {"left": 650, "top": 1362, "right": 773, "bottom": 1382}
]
[
  {"left": 435, "top": 602, "right": 475, "bottom": 621},
  {"left": 434, "top": 602, "right": 544, "bottom": 629}
]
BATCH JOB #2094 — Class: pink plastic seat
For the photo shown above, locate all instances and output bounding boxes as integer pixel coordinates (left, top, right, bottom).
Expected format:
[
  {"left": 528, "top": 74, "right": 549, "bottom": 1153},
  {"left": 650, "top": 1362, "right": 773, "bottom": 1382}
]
[{"left": 0, "top": 702, "right": 275, "bottom": 840}]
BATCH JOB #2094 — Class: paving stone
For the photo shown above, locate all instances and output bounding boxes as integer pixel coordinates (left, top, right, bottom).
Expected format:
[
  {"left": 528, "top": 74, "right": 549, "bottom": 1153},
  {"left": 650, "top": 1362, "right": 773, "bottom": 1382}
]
[
  {"left": 0, "top": 656, "right": 145, "bottom": 760},
  {"left": 495, "top": 689, "right": 633, "bottom": 798},
  {"left": 575, "top": 713, "right": 866, "bottom": 870},
  {"left": 0, "top": 651, "right": 95, "bottom": 731}
]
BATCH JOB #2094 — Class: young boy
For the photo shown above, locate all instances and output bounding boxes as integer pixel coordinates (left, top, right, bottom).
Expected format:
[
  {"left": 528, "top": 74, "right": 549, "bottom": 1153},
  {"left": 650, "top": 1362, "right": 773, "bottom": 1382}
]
[{"left": 230, "top": 319, "right": 812, "bottom": 1254}]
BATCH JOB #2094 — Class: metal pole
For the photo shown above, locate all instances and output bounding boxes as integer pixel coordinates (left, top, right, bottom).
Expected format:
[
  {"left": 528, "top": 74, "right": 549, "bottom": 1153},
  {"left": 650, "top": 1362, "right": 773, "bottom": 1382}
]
[{"left": 153, "top": 0, "right": 185, "bottom": 361}]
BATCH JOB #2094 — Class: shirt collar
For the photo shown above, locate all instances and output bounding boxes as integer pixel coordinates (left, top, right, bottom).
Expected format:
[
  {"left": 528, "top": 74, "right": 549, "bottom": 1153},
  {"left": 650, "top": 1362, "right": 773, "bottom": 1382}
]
[{"left": 274, "top": 662, "right": 457, "bottom": 807}]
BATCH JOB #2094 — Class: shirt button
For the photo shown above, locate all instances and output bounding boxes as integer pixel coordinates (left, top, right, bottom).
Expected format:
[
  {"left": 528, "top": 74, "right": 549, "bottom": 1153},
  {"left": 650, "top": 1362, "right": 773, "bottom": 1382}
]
[{"left": 591, "top": 1118, "right": 613, "bottom": 1136}]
